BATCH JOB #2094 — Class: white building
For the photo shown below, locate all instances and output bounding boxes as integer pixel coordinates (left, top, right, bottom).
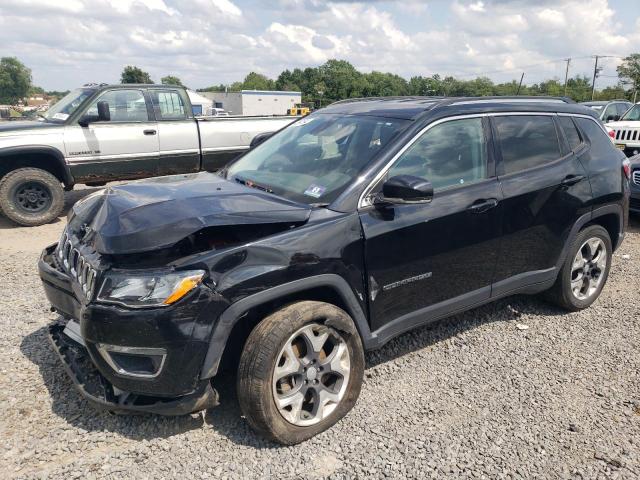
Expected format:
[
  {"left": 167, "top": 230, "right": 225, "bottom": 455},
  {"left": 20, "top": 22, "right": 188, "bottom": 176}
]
[
  {"left": 200, "top": 90, "right": 301, "bottom": 116},
  {"left": 187, "top": 90, "right": 214, "bottom": 116}
]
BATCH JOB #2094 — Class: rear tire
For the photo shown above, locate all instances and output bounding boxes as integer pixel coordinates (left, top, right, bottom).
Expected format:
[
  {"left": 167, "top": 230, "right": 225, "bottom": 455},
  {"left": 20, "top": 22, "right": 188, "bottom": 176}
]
[
  {"left": 237, "top": 301, "right": 364, "bottom": 445},
  {"left": 0, "top": 168, "right": 64, "bottom": 226},
  {"left": 544, "top": 225, "right": 612, "bottom": 311}
]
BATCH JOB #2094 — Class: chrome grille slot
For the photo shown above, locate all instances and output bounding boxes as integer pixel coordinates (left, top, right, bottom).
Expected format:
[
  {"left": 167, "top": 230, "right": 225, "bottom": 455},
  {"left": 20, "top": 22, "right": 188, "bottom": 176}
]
[
  {"left": 633, "top": 170, "right": 640, "bottom": 186},
  {"left": 55, "top": 229, "right": 99, "bottom": 301}
]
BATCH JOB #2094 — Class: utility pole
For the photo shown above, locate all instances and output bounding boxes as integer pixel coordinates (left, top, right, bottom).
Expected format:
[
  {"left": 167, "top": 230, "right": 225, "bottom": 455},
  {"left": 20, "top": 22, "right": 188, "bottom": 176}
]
[
  {"left": 591, "top": 55, "right": 602, "bottom": 100},
  {"left": 563, "top": 58, "right": 571, "bottom": 97},
  {"left": 516, "top": 72, "right": 525, "bottom": 95}
]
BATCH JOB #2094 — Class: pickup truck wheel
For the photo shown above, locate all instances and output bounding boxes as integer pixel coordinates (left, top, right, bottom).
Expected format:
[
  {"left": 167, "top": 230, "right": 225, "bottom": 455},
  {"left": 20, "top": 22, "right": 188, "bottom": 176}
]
[
  {"left": 237, "top": 301, "right": 364, "bottom": 445},
  {"left": 0, "top": 168, "right": 64, "bottom": 226},
  {"left": 544, "top": 225, "right": 612, "bottom": 311}
]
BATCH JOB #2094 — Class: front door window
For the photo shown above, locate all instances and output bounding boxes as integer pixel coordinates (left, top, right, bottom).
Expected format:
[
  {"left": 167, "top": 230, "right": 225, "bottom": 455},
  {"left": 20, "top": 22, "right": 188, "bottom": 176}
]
[
  {"left": 85, "top": 90, "right": 149, "bottom": 122},
  {"left": 387, "top": 117, "right": 487, "bottom": 190}
]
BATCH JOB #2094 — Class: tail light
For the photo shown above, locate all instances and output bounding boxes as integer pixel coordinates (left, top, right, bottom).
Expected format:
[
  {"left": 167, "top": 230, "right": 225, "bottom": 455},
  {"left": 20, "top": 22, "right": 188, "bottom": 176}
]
[{"left": 622, "top": 158, "right": 631, "bottom": 180}]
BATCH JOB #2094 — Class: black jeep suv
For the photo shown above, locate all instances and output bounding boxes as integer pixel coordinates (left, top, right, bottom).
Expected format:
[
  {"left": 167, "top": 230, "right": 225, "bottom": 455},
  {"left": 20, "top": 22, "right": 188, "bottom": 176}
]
[{"left": 39, "top": 96, "right": 630, "bottom": 444}]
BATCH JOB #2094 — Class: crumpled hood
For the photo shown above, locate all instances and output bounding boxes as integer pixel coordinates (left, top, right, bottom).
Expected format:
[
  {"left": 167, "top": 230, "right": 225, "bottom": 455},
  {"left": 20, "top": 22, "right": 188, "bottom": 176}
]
[{"left": 69, "top": 172, "right": 312, "bottom": 254}]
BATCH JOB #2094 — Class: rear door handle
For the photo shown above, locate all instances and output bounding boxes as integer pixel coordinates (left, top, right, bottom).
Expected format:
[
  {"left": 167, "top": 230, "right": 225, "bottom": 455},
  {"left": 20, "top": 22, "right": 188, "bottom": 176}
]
[
  {"left": 143, "top": 129, "right": 157, "bottom": 136},
  {"left": 560, "top": 174, "right": 585, "bottom": 187},
  {"left": 467, "top": 198, "right": 499, "bottom": 213}
]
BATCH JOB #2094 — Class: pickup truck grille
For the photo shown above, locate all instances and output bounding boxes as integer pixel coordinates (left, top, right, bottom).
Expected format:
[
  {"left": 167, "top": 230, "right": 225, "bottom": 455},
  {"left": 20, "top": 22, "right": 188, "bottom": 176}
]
[
  {"left": 56, "top": 231, "right": 98, "bottom": 301},
  {"left": 614, "top": 129, "right": 640, "bottom": 141},
  {"left": 633, "top": 170, "right": 640, "bottom": 186}
]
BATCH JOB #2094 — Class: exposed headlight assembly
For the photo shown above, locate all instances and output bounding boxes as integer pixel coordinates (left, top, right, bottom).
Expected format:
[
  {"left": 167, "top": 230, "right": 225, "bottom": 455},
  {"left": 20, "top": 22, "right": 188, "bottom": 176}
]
[{"left": 97, "top": 270, "right": 205, "bottom": 308}]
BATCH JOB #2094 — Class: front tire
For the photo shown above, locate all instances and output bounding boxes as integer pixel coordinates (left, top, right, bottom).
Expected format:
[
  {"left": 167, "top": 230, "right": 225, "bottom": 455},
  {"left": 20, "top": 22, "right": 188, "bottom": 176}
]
[
  {"left": 0, "top": 168, "right": 64, "bottom": 226},
  {"left": 545, "top": 225, "right": 612, "bottom": 311},
  {"left": 237, "top": 301, "right": 364, "bottom": 445}
]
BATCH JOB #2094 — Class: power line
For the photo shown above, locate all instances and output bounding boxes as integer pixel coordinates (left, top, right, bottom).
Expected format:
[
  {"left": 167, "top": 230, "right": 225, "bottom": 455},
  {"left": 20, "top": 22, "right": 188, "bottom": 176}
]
[{"left": 434, "top": 54, "right": 625, "bottom": 81}]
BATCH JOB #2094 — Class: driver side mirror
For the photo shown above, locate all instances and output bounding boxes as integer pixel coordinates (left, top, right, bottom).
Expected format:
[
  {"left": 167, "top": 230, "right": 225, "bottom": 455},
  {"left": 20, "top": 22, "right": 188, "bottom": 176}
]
[
  {"left": 375, "top": 175, "right": 434, "bottom": 206},
  {"left": 250, "top": 132, "right": 273, "bottom": 149},
  {"left": 79, "top": 100, "right": 110, "bottom": 127}
]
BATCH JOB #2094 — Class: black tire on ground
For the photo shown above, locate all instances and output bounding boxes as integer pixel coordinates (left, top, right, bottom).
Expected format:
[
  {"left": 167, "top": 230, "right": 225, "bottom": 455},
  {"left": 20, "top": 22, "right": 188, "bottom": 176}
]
[
  {"left": 0, "top": 168, "right": 65, "bottom": 226},
  {"left": 544, "top": 225, "right": 612, "bottom": 311},
  {"left": 237, "top": 301, "right": 365, "bottom": 445}
]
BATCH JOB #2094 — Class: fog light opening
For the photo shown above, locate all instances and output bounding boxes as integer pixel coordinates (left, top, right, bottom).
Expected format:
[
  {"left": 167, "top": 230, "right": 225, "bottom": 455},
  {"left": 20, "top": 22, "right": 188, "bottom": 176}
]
[{"left": 97, "top": 344, "right": 167, "bottom": 379}]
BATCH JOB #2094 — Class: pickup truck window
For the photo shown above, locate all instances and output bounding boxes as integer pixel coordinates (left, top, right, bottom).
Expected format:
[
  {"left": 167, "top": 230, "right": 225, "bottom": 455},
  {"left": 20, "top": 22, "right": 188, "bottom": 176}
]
[
  {"left": 226, "top": 113, "right": 408, "bottom": 204},
  {"left": 85, "top": 89, "right": 150, "bottom": 122},
  {"left": 387, "top": 117, "right": 486, "bottom": 191},
  {"left": 150, "top": 90, "right": 187, "bottom": 120},
  {"left": 43, "top": 88, "right": 94, "bottom": 123}
]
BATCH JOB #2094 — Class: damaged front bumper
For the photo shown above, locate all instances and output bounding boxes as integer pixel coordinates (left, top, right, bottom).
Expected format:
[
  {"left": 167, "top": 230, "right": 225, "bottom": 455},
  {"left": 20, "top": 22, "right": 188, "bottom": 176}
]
[
  {"left": 48, "top": 322, "right": 218, "bottom": 415},
  {"left": 39, "top": 243, "right": 224, "bottom": 416}
]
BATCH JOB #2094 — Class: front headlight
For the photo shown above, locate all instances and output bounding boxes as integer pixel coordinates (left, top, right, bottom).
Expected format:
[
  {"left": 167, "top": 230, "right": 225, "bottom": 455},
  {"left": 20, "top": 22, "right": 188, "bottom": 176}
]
[{"left": 97, "top": 270, "right": 205, "bottom": 308}]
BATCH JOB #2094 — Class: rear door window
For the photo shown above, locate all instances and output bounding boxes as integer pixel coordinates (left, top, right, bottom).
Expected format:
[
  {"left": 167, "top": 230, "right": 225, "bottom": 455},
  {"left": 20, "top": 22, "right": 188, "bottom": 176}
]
[
  {"left": 150, "top": 90, "right": 187, "bottom": 120},
  {"left": 558, "top": 116, "right": 582, "bottom": 151},
  {"left": 494, "top": 115, "right": 561, "bottom": 174}
]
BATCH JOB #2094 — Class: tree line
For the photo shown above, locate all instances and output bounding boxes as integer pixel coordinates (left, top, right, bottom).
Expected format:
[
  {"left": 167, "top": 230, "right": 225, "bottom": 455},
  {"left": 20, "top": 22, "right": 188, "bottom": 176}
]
[
  {"left": 197, "top": 56, "right": 640, "bottom": 105},
  {"left": 1, "top": 55, "right": 639, "bottom": 107}
]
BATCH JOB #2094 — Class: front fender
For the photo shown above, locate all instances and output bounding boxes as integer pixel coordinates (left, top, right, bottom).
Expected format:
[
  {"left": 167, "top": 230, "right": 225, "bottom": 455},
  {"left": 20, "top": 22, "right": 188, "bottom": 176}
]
[
  {"left": 199, "top": 273, "right": 373, "bottom": 379},
  {"left": 0, "top": 145, "right": 74, "bottom": 186}
]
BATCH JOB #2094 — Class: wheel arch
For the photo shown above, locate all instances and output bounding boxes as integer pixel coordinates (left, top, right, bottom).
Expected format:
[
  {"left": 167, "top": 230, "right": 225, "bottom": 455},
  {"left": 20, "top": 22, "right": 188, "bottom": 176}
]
[
  {"left": 200, "top": 274, "right": 373, "bottom": 379},
  {"left": 586, "top": 211, "right": 622, "bottom": 251},
  {"left": 556, "top": 204, "right": 624, "bottom": 272},
  {"left": 0, "top": 146, "right": 74, "bottom": 188}
]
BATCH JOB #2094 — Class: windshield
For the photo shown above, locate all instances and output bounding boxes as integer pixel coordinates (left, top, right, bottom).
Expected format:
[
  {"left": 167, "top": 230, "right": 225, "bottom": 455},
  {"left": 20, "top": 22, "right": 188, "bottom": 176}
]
[
  {"left": 43, "top": 88, "right": 94, "bottom": 122},
  {"left": 226, "top": 113, "right": 409, "bottom": 204},
  {"left": 621, "top": 104, "right": 640, "bottom": 121}
]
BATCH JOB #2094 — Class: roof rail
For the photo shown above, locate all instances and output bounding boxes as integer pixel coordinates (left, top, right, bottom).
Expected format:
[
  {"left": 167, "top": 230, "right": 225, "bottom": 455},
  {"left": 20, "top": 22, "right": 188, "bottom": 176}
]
[
  {"left": 446, "top": 96, "right": 575, "bottom": 105},
  {"left": 330, "top": 96, "right": 445, "bottom": 105},
  {"left": 329, "top": 95, "right": 577, "bottom": 108}
]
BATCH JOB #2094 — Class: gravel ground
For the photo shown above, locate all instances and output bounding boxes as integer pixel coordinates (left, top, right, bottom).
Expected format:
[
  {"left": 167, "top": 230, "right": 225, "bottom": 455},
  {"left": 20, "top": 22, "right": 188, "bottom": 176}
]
[{"left": 0, "top": 195, "right": 638, "bottom": 479}]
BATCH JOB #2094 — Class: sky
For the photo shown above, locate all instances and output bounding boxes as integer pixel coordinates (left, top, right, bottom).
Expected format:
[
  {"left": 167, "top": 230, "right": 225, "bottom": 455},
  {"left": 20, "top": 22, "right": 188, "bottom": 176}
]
[{"left": 0, "top": 0, "right": 638, "bottom": 91}]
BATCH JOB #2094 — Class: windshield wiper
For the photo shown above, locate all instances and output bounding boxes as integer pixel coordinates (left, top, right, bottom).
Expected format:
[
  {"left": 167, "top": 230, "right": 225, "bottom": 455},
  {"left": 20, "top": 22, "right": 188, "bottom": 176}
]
[{"left": 234, "top": 176, "right": 273, "bottom": 193}]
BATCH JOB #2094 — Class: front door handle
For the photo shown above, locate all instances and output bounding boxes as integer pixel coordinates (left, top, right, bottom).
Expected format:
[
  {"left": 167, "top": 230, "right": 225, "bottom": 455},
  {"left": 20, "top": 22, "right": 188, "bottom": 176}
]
[
  {"left": 467, "top": 198, "right": 499, "bottom": 213},
  {"left": 560, "top": 174, "right": 585, "bottom": 187},
  {"left": 143, "top": 129, "right": 157, "bottom": 136}
]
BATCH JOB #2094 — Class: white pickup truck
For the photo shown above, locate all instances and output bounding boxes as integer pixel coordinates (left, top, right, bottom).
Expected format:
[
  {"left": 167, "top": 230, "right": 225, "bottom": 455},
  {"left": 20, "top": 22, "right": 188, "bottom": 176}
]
[
  {"left": 605, "top": 102, "right": 640, "bottom": 158},
  {"left": 0, "top": 84, "right": 297, "bottom": 226}
]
